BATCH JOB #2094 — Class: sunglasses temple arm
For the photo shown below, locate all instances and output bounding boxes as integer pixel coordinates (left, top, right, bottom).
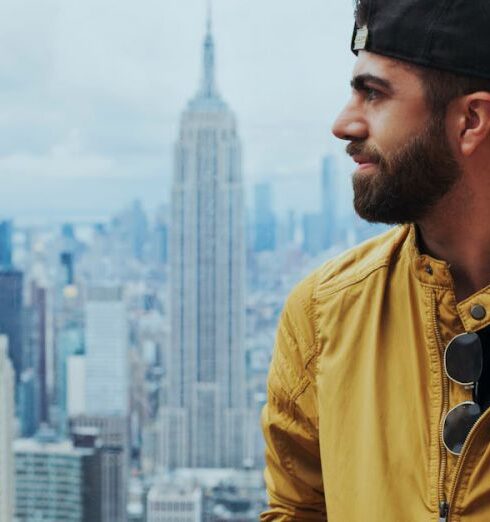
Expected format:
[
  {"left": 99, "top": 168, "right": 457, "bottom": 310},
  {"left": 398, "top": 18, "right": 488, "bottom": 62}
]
[{"left": 473, "top": 382, "right": 480, "bottom": 404}]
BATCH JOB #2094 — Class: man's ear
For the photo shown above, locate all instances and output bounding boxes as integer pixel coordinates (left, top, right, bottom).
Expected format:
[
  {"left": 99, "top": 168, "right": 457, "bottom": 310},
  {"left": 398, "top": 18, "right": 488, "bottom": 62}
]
[{"left": 459, "top": 93, "right": 490, "bottom": 156}]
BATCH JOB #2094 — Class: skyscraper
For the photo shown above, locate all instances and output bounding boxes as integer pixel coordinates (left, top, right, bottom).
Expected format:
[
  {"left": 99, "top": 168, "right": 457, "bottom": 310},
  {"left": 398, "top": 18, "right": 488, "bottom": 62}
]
[
  {"left": 18, "top": 282, "right": 50, "bottom": 436},
  {"left": 0, "top": 220, "right": 13, "bottom": 268},
  {"left": 56, "top": 326, "right": 84, "bottom": 431},
  {"left": 254, "top": 182, "right": 276, "bottom": 252},
  {"left": 0, "top": 336, "right": 15, "bottom": 522},
  {"left": 30, "top": 282, "right": 49, "bottom": 424},
  {"left": 0, "top": 270, "right": 23, "bottom": 385},
  {"left": 60, "top": 251, "right": 75, "bottom": 286},
  {"left": 53, "top": 250, "right": 83, "bottom": 433},
  {"left": 165, "top": 10, "right": 248, "bottom": 468},
  {"left": 69, "top": 415, "right": 128, "bottom": 522},
  {"left": 85, "top": 286, "right": 128, "bottom": 416},
  {"left": 302, "top": 212, "right": 324, "bottom": 257},
  {"left": 79, "top": 287, "right": 129, "bottom": 522}
]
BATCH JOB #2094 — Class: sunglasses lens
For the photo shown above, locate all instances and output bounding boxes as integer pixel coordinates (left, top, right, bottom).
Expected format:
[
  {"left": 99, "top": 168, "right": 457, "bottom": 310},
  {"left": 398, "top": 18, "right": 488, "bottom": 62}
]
[
  {"left": 445, "top": 333, "right": 483, "bottom": 384},
  {"left": 443, "top": 402, "right": 481, "bottom": 455}
]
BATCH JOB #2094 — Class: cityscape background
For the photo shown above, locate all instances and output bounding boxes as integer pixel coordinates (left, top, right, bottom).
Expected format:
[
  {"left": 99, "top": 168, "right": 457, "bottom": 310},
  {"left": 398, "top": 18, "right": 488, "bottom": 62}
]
[{"left": 0, "top": 2, "right": 388, "bottom": 521}]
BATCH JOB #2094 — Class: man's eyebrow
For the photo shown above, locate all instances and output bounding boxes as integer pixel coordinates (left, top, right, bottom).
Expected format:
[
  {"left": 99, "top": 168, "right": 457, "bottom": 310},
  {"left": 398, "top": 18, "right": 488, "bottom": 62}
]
[{"left": 350, "top": 74, "right": 394, "bottom": 94}]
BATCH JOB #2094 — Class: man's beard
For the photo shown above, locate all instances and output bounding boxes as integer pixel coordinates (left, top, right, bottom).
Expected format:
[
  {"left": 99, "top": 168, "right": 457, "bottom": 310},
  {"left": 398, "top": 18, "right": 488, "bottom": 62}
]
[{"left": 347, "top": 116, "right": 462, "bottom": 225}]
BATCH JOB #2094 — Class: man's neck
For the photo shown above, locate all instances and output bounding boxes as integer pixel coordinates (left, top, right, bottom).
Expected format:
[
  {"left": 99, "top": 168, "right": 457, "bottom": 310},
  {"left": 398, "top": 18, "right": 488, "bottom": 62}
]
[{"left": 417, "top": 194, "right": 490, "bottom": 302}]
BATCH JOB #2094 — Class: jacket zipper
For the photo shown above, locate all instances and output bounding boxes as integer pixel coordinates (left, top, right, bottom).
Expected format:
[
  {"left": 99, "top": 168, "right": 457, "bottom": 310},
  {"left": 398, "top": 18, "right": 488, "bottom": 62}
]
[
  {"left": 432, "top": 291, "right": 450, "bottom": 520},
  {"left": 439, "top": 501, "right": 449, "bottom": 521},
  {"left": 432, "top": 287, "right": 490, "bottom": 521}
]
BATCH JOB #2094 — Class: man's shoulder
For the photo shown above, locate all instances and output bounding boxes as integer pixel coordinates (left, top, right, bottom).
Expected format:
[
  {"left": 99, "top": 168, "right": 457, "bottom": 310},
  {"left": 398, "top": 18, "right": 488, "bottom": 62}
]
[
  {"left": 291, "top": 224, "right": 411, "bottom": 306},
  {"left": 278, "top": 225, "right": 411, "bottom": 373}
]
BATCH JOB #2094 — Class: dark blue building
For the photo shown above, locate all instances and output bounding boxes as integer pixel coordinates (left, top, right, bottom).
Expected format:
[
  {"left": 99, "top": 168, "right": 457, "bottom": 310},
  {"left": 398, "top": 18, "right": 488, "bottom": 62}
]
[
  {"left": 0, "top": 220, "right": 13, "bottom": 268},
  {"left": 0, "top": 270, "right": 23, "bottom": 384}
]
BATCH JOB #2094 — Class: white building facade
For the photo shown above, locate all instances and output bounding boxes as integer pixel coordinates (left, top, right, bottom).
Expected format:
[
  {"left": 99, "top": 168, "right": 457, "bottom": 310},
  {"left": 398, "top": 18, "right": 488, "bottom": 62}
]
[
  {"left": 0, "top": 336, "right": 14, "bottom": 522},
  {"left": 67, "top": 354, "right": 86, "bottom": 417},
  {"left": 164, "top": 14, "right": 249, "bottom": 469},
  {"left": 146, "top": 485, "right": 202, "bottom": 522},
  {"left": 85, "top": 286, "right": 128, "bottom": 415}
]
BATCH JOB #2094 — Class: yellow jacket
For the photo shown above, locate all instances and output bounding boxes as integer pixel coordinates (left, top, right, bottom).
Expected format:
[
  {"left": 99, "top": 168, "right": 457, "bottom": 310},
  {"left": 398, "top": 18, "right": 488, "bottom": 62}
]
[{"left": 261, "top": 225, "right": 490, "bottom": 522}]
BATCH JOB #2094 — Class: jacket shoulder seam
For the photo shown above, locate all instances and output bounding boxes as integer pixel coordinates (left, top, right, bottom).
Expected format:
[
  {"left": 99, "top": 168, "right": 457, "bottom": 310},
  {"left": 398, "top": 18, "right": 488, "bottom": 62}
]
[
  {"left": 315, "top": 225, "right": 409, "bottom": 298},
  {"left": 317, "top": 260, "right": 391, "bottom": 298}
]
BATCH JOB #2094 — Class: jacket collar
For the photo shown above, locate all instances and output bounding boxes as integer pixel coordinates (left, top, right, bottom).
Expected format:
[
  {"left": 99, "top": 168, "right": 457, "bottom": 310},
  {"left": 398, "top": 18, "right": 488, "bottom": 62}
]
[
  {"left": 407, "top": 224, "right": 490, "bottom": 332},
  {"left": 408, "top": 224, "right": 454, "bottom": 287}
]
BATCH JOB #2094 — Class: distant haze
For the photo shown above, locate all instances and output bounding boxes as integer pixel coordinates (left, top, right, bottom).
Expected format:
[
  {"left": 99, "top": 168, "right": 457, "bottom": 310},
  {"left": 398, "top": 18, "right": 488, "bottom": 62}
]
[{"left": 0, "top": 0, "right": 356, "bottom": 223}]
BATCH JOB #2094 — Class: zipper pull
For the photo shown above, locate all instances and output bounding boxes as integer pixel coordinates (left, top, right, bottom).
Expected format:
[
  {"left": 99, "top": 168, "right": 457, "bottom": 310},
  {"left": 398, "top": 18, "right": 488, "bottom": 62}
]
[{"left": 439, "top": 501, "right": 449, "bottom": 521}]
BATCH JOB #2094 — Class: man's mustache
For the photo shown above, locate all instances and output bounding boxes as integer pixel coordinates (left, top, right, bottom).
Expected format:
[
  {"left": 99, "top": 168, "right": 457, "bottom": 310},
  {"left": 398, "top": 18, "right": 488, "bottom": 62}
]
[{"left": 346, "top": 141, "right": 383, "bottom": 164}]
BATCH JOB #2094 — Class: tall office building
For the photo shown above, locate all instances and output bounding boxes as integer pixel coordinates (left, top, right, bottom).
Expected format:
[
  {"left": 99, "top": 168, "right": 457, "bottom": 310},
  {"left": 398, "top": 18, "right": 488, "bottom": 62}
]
[
  {"left": 85, "top": 286, "right": 128, "bottom": 415},
  {"left": 0, "top": 336, "right": 15, "bottom": 522},
  {"left": 66, "top": 354, "right": 86, "bottom": 417},
  {"left": 254, "top": 182, "right": 276, "bottom": 252},
  {"left": 53, "top": 257, "right": 83, "bottom": 432},
  {"left": 165, "top": 11, "right": 248, "bottom": 468},
  {"left": 77, "top": 287, "right": 128, "bottom": 521},
  {"left": 18, "top": 281, "right": 51, "bottom": 436},
  {"left": 129, "top": 200, "right": 149, "bottom": 261},
  {"left": 56, "top": 326, "right": 84, "bottom": 432},
  {"left": 153, "top": 205, "right": 169, "bottom": 266},
  {"left": 0, "top": 220, "right": 13, "bottom": 268},
  {"left": 30, "top": 282, "right": 49, "bottom": 423},
  {"left": 60, "top": 251, "right": 75, "bottom": 285},
  {"left": 0, "top": 270, "right": 23, "bottom": 385},
  {"left": 111, "top": 200, "right": 149, "bottom": 262},
  {"left": 69, "top": 415, "right": 128, "bottom": 522},
  {"left": 303, "top": 213, "right": 324, "bottom": 257}
]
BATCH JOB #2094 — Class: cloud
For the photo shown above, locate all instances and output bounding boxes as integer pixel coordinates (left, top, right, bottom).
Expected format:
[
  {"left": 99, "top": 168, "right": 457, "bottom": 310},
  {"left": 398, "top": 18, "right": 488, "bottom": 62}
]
[
  {"left": 0, "top": 0, "right": 356, "bottom": 218},
  {"left": 0, "top": 129, "right": 115, "bottom": 179}
]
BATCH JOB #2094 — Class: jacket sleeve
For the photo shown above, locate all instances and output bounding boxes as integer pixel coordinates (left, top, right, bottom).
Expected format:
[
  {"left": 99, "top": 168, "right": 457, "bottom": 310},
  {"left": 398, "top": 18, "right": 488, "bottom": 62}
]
[{"left": 260, "top": 272, "right": 326, "bottom": 521}]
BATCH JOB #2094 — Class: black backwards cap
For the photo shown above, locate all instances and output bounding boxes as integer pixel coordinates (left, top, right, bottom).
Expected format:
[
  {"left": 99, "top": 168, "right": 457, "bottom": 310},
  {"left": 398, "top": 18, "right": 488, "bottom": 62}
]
[{"left": 351, "top": 0, "right": 490, "bottom": 80}]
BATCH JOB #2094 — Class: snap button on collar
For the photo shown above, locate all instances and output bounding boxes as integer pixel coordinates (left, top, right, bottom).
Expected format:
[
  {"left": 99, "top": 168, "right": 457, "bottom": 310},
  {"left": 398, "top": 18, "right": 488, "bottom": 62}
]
[{"left": 470, "top": 304, "right": 486, "bottom": 321}]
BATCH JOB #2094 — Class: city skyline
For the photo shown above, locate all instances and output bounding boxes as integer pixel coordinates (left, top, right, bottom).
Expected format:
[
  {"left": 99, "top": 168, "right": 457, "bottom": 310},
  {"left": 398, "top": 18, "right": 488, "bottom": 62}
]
[
  {"left": 0, "top": 0, "right": 356, "bottom": 221},
  {"left": 0, "top": 4, "right": 378, "bottom": 520}
]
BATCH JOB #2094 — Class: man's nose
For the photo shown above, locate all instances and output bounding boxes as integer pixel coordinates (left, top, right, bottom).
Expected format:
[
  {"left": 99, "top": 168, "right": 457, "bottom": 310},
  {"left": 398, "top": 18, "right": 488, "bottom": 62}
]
[{"left": 331, "top": 102, "right": 368, "bottom": 142}]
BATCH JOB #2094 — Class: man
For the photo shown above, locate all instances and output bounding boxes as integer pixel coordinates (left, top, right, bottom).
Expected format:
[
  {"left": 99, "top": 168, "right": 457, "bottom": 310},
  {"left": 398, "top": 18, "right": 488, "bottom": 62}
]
[{"left": 261, "top": 0, "right": 490, "bottom": 520}]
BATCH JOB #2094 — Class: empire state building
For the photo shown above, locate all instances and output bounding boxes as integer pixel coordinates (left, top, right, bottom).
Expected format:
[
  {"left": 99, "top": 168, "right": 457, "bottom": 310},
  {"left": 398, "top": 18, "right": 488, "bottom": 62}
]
[{"left": 164, "top": 12, "right": 249, "bottom": 468}]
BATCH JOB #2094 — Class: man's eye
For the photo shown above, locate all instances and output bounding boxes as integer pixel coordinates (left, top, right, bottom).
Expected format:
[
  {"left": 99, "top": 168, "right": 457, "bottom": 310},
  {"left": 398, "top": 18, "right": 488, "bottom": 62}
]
[{"left": 364, "top": 88, "right": 381, "bottom": 101}]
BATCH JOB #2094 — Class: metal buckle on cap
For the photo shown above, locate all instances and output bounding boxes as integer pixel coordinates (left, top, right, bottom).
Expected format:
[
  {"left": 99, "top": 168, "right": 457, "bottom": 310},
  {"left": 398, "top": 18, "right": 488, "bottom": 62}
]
[{"left": 353, "top": 25, "right": 369, "bottom": 50}]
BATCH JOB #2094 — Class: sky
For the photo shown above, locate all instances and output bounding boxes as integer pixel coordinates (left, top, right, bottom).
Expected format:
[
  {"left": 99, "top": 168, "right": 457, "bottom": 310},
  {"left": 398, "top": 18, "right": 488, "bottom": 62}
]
[{"left": 0, "top": 0, "right": 357, "bottom": 223}]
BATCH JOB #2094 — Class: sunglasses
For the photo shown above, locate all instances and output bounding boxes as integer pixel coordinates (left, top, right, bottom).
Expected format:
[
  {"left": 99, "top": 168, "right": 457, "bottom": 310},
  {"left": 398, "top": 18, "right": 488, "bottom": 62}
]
[{"left": 442, "top": 332, "right": 483, "bottom": 456}]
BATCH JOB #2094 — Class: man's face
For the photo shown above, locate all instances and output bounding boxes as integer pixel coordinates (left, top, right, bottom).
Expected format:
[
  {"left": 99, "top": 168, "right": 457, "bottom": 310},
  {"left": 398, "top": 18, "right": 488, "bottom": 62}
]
[{"left": 332, "top": 51, "right": 461, "bottom": 225}]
